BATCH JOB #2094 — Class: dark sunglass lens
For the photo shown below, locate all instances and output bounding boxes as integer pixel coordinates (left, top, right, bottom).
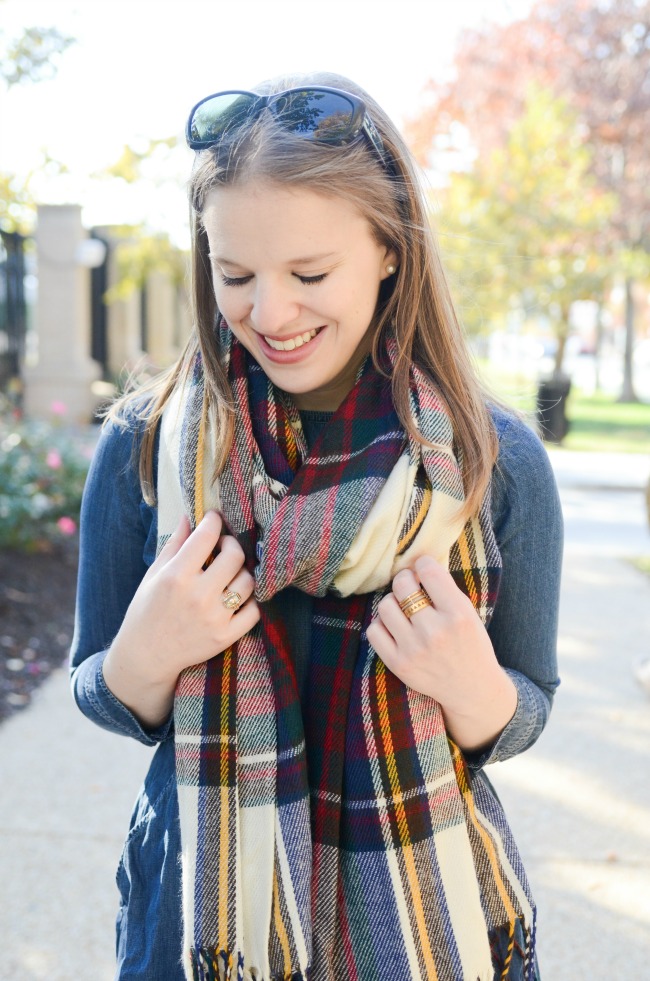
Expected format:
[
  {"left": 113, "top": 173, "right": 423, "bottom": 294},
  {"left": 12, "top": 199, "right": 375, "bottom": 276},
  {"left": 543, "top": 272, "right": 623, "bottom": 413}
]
[
  {"left": 190, "top": 93, "right": 257, "bottom": 144},
  {"left": 273, "top": 90, "right": 355, "bottom": 142}
]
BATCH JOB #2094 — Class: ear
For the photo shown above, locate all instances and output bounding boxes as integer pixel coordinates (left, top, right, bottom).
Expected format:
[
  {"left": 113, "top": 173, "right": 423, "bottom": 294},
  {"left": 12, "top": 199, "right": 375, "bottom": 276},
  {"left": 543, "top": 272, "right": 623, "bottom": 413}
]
[{"left": 380, "top": 249, "right": 399, "bottom": 280}]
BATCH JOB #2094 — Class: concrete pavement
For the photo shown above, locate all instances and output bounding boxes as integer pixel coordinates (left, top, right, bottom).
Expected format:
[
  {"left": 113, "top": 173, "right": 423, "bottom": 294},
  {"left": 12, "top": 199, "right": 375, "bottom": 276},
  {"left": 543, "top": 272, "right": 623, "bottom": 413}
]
[{"left": 1, "top": 450, "right": 649, "bottom": 980}]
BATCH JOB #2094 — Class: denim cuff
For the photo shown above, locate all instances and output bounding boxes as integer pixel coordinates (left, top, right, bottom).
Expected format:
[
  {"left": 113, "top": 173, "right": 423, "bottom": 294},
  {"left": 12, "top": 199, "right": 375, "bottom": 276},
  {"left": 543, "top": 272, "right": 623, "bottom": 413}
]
[
  {"left": 464, "top": 668, "right": 549, "bottom": 772},
  {"left": 71, "top": 649, "right": 174, "bottom": 746}
]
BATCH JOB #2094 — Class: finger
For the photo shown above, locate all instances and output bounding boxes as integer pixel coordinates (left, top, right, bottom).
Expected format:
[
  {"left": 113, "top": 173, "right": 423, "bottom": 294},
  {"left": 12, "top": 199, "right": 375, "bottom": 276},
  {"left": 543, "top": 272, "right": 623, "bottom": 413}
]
[
  {"left": 391, "top": 568, "right": 424, "bottom": 605},
  {"left": 222, "top": 597, "right": 261, "bottom": 646},
  {"left": 390, "top": 568, "right": 436, "bottom": 626},
  {"left": 204, "top": 534, "right": 249, "bottom": 587},
  {"left": 173, "top": 510, "right": 224, "bottom": 573},
  {"left": 146, "top": 514, "right": 191, "bottom": 578},
  {"left": 413, "top": 555, "right": 464, "bottom": 613},
  {"left": 366, "top": 619, "right": 399, "bottom": 663},
  {"left": 219, "top": 568, "right": 256, "bottom": 612},
  {"left": 374, "top": 591, "right": 409, "bottom": 638}
]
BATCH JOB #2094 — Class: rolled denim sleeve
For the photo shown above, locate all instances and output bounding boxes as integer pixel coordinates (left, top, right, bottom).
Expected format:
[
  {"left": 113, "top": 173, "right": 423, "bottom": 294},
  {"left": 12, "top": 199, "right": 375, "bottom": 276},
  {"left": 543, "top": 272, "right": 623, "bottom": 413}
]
[
  {"left": 465, "top": 410, "right": 563, "bottom": 771},
  {"left": 69, "top": 416, "right": 170, "bottom": 745}
]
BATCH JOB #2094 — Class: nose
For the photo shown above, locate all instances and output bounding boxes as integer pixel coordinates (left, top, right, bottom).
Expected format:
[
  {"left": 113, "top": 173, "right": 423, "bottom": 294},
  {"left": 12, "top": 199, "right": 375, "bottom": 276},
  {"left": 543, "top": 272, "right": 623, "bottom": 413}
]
[{"left": 248, "top": 279, "right": 301, "bottom": 335}]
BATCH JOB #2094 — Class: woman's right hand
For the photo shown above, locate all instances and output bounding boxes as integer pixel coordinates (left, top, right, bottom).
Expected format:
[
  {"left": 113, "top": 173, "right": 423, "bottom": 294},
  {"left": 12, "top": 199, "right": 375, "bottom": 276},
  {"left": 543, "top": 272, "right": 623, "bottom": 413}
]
[{"left": 102, "top": 510, "right": 259, "bottom": 728}]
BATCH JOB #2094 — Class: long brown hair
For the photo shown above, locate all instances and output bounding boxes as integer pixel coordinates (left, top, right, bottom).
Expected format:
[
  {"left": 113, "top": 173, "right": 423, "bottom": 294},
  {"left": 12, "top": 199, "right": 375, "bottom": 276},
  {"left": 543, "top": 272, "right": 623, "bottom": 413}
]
[{"left": 111, "top": 71, "right": 498, "bottom": 516}]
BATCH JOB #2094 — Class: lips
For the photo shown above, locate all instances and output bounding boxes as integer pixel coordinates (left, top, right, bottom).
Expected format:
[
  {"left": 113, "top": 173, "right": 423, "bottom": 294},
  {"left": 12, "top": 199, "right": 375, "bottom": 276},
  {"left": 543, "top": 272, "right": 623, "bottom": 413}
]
[{"left": 263, "top": 327, "right": 321, "bottom": 352}]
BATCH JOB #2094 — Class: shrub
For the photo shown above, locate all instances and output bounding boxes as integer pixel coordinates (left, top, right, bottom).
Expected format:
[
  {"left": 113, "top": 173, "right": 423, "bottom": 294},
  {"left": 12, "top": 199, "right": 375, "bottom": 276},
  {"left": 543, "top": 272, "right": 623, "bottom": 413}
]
[{"left": 0, "top": 397, "right": 94, "bottom": 550}]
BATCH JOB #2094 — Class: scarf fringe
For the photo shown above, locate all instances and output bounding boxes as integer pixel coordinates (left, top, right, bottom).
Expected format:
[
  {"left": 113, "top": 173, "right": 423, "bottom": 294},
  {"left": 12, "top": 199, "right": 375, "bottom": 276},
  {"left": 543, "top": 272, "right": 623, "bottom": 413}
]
[
  {"left": 189, "top": 948, "right": 308, "bottom": 981},
  {"left": 490, "top": 911, "right": 538, "bottom": 981},
  {"left": 190, "top": 932, "right": 537, "bottom": 981}
]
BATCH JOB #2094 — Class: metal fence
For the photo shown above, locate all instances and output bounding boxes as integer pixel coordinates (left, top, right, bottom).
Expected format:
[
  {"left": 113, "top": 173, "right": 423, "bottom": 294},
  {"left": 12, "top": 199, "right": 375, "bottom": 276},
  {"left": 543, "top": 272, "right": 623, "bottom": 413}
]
[{"left": 0, "top": 230, "right": 27, "bottom": 395}]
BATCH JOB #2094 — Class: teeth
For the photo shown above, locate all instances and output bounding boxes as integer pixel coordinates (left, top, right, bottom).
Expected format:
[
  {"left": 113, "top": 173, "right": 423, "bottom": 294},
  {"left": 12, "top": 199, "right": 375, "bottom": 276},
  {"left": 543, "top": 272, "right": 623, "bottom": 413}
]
[{"left": 265, "top": 328, "right": 320, "bottom": 352}]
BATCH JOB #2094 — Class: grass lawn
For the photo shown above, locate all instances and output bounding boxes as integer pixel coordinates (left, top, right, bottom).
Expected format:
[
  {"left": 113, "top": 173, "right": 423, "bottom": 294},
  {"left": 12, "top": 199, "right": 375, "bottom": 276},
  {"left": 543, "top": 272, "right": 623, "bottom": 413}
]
[
  {"left": 476, "top": 362, "right": 650, "bottom": 454},
  {"left": 631, "top": 556, "right": 650, "bottom": 579},
  {"left": 563, "top": 391, "right": 650, "bottom": 454}
]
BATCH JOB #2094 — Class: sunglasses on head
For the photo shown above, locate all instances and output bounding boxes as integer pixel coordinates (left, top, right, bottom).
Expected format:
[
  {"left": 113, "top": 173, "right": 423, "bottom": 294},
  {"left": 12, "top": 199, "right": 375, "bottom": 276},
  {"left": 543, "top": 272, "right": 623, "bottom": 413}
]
[{"left": 185, "top": 86, "right": 392, "bottom": 172}]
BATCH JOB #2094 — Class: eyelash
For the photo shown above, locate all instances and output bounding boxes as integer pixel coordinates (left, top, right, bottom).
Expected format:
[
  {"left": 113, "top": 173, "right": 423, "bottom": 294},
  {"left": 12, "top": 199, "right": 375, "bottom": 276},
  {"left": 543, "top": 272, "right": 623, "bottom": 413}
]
[{"left": 220, "top": 273, "right": 327, "bottom": 287}]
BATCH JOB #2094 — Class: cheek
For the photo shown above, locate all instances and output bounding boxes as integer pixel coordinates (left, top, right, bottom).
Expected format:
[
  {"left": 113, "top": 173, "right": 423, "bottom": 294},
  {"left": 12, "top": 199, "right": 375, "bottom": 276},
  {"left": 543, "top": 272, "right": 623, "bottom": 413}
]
[
  {"left": 329, "top": 276, "right": 375, "bottom": 324},
  {"left": 214, "top": 288, "right": 247, "bottom": 323}
]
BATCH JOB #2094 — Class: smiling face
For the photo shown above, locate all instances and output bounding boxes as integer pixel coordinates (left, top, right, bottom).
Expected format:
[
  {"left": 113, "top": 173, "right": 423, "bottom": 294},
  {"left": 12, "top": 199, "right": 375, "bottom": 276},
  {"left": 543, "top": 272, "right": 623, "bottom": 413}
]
[{"left": 201, "top": 182, "right": 396, "bottom": 411}]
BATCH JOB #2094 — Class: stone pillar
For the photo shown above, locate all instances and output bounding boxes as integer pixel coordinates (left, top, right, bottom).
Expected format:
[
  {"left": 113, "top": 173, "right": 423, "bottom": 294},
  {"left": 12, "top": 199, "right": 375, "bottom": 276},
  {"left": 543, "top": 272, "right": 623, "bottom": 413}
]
[
  {"left": 24, "top": 204, "right": 102, "bottom": 422},
  {"left": 105, "top": 265, "right": 143, "bottom": 381},
  {"left": 145, "top": 269, "right": 177, "bottom": 368}
]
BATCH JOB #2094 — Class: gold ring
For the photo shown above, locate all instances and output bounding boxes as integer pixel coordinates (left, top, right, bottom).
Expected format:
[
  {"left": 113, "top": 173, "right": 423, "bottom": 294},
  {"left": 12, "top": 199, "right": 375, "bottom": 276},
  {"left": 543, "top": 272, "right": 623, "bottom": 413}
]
[
  {"left": 398, "top": 588, "right": 432, "bottom": 620},
  {"left": 222, "top": 589, "right": 242, "bottom": 612}
]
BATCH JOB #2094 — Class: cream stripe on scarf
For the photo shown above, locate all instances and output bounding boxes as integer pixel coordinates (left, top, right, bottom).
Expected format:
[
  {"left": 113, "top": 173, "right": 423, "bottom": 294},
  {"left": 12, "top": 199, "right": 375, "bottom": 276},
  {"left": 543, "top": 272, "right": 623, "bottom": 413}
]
[{"left": 334, "top": 453, "right": 466, "bottom": 595}]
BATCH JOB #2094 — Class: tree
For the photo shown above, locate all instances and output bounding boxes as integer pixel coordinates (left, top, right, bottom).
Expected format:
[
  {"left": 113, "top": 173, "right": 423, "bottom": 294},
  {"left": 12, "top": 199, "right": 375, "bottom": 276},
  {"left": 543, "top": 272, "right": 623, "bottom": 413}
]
[
  {"left": 0, "top": 25, "right": 75, "bottom": 87},
  {"left": 0, "top": 15, "right": 75, "bottom": 232},
  {"left": 104, "top": 229, "right": 187, "bottom": 304},
  {"left": 94, "top": 137, "right": 179, "bottom": 184},
  {"left": 91, "top": 137, "right": 188, "bottom": 299},
  {"left": 437, "top": 86, "right": 614, "bottom": 373},
  {"left": 0, "top": 153, "right": 69, "bottom": 234},
  {"left": 408, "top": 0, "right": 650, "bottom": 399}
]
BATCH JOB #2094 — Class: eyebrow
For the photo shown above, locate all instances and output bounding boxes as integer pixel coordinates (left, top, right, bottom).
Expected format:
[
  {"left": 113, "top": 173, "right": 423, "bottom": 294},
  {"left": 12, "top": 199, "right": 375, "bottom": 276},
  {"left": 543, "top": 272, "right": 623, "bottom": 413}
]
[{"left": 208, "top": 252, "right": 338, "bottom": 266}]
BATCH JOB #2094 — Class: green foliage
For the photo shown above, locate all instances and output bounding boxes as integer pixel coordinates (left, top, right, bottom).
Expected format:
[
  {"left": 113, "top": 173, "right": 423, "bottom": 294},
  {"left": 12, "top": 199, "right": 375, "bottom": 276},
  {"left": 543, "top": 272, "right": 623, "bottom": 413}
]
[
  {"left": 437, "top": 86, "right": 615, "bottom": 364},
  {"left": 91, "top": 138, "right": 188, "bottom": 297},
  {"left": 631, "top": 556, "right": 650, "bottom": 577},
  {"left": 104, "top": 230, "right": 189, "bottom": 302},
  {"left": 0, "top": 13, "right": 74, "bottom": 233},
  {"left": 0, "top": 171, "right": 34, "bottom": 234},
  {"left": 0, "top": 152, "right": 68, "bottom": 233},
  {"left": 93, "top": 137, "right": 179, "bottom": 183},
  {"left": 0, "top": 397, "right": 94, "bottom": 551},
  {"left": 0, "top": 25, "right": 75, "bottom": 87}
]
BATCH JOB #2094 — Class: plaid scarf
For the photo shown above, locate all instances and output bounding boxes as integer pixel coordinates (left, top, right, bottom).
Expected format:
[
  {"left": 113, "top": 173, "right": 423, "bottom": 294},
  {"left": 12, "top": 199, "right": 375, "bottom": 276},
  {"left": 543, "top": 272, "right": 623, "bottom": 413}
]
[{"left": 157, "top": 328, "right": 536, "bottom": 981}]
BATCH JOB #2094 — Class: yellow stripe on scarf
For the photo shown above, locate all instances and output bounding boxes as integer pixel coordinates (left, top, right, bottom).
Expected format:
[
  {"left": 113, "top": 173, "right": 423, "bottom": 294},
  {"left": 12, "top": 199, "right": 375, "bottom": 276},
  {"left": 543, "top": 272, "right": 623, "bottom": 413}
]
[
  {"left": 376, "top": 660, "right": 439, "bottom": 981},
  {"left": 397, "top": 483, "right": 432, "bottom": 554},
  {"left": 451, "top": 741, "right": 518, "bottom": 943},
  {"left": 272, "top": 867, "right": 293, "bottom": 973},
  {"left": 194, "top": 397, "right": 208, "bottom": 526},
  {"left": 284, "top": 417, "right": 298, "bottom": 473},
  {"left": 218, "top": 647, "right": 234, "bottom": 945},
  {"left": 455, "top": 524, "right": 479, "bottom": 606}
]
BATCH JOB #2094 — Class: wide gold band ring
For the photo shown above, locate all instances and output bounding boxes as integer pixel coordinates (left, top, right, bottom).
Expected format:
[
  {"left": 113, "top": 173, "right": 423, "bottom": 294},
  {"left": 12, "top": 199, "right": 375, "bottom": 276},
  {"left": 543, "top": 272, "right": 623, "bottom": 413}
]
[
  {"left": 398, "top": 589, "right": 432, "bottom": 620},
  {"left": 222, "top": 589, "right": 242, "bottom": 612}
]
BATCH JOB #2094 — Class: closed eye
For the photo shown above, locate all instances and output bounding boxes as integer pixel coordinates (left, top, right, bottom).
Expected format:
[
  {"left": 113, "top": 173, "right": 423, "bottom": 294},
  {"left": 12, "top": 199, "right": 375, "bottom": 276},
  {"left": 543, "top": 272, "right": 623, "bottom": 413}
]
[
  {"left": 219, "top": 272, "right": 327, "bottom": 287},
  {"left": 220, "top": 274, "right": 252, "bottom": 287},
  {"left": 297, "top": 273, "right": 327, "bottom": 285}
]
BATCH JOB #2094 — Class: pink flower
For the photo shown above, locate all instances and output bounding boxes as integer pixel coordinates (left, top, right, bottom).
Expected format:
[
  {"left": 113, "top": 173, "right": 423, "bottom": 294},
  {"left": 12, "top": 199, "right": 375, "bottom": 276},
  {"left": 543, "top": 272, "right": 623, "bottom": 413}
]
[
  {"left": 57, "top": 516, "right": 77, "bottom": 536},
  {"left": 50, "top": 401, "right": 67, "bottom": 416},
  {"left": 46, "top": 450, "right": 63, "bottom": 469}
]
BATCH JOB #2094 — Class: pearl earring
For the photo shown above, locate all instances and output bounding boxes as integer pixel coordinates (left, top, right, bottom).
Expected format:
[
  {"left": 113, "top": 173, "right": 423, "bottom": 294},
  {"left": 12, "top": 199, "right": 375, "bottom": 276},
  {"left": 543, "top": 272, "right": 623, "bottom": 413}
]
[{"left": 386, "top": 264, "right": 397, "bottom": 275}]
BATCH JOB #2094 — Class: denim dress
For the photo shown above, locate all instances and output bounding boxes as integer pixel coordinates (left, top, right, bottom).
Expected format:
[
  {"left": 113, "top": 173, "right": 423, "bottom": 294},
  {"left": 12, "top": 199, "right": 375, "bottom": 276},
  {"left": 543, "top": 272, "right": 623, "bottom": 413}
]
[{"left": 70, "top": 406, "right": 562, "bottom": 980}]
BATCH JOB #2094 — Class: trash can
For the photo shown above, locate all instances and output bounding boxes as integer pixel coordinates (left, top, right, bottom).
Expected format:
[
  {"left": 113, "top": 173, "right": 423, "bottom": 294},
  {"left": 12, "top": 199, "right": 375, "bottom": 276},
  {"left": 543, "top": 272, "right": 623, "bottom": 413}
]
[{"left": 536, "top": 374, "right": 571, "bottom": 443}]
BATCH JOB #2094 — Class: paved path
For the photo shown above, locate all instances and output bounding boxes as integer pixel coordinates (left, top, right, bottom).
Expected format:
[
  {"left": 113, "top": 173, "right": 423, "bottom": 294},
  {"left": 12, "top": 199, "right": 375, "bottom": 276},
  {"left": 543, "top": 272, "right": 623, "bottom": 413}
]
[{"left": 0, "top": 450, "right": 649, "bottom": 980}]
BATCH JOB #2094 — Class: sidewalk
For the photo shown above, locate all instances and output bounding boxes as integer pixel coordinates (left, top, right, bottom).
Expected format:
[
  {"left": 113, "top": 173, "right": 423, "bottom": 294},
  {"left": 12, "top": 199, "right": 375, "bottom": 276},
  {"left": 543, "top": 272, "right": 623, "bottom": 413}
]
[
  {"left": 1, "top": 451, "right": 649, "bottom": 980},
  {"left": 545, "top": 447, "right": 649, "bottom": 492}
]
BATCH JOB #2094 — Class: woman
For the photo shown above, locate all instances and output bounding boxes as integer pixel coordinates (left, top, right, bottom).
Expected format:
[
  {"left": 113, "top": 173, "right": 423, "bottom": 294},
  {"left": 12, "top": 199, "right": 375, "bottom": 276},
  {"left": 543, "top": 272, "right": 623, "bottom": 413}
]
[{"left": 71, "top": 73, "right": 563, "bottom": 981}]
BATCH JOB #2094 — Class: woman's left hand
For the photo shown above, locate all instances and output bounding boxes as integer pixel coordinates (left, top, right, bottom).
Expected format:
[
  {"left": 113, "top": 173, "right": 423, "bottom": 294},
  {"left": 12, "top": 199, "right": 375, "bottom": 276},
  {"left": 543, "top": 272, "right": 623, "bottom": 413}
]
[{"left": 366, "top": 554, "right": 517, "bottom": 751}]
